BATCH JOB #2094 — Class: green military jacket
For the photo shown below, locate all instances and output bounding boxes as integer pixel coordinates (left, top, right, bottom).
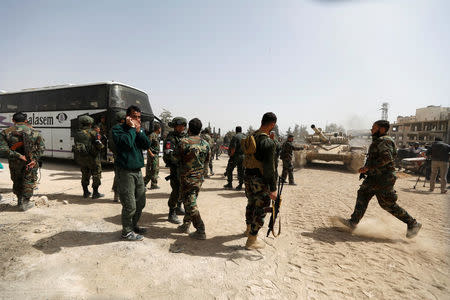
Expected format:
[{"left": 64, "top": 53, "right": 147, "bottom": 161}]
[
  {"left": 280, "top": 140, "right": 302, "bottom": 161},
  {"left": 366, "top": 135, "right": 397, "bottom": 176},
  {"left": 0, "top": 122, "right": 45, "bottom": 162},
  {"left": 253, "top": 131, "right": 277, "bottom": 192},
  {"left": 163, "top": 130, "right": 187, "bottom": 168},
  {"left": 148, "top": 132, "right": 160, "bottom": 155},
  {"left": 176, "top": 135, "right": 210, "bottom": 186},
  {"left": 230, "top": 132, "right": 246, "bottom": 157},
  {"left": 112, "top": 124, "right": 151, "bottom": 170},
  {"left": 73, "top": 125, "right": 103, "bottom": 160}
]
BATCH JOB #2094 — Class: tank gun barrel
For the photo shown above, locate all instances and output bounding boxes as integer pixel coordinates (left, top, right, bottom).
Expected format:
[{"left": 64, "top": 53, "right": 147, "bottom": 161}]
[{"left": 311, "top": 124, "right": 329, "bottom": 143}]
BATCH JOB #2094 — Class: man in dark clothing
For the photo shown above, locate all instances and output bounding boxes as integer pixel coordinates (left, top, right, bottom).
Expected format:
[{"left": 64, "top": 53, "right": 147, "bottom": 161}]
[
  {"left": 224, "top": 126, "right": 246, "bottom": 190},
  {"left": 427, "top": 137, "right": 450, "bottom": 194},
  {"left": 112, "top": 105, "right": 151, "bottom": 241}
]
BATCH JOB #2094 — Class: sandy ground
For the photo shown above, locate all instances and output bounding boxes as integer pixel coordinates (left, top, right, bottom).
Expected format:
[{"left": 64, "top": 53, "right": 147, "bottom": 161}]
[{"left": 0, "top": 156, "right": 449, "bottom": 299}]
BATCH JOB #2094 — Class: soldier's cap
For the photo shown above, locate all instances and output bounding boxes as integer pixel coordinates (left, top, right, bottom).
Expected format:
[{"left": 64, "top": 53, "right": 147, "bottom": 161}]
[
  {"left": 13, "top": 112, "right": 27, "bottom": 122},
  {"left": 288, "top": 134, "right": 294, "bottom": 138},
  {"left": 79, "top": 115, "right": 94, "bottom": 125},
  {"left": 115, "top": 111, "right": 127, "bottom": 122},
  {"left": 168, "top": 117, "right": 187, "bottom": 128}
]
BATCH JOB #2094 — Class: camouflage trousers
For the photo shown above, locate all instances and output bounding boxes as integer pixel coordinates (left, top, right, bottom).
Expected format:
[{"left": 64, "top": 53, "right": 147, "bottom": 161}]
[
  {"left": 350, "top": 173, "right": 415, "bottom": 225},
  {"left": 203, "top": 156, "right": 213, "bottom": 176},
  {"left": 180, "top": 182, "right": 205, "bottom": 232},
  {"left": 244, "top": 174, "right": 271, "bottom": 236},
  {"left": 76, "top": 156, "right": 102, "bottom": 188},
  {"left": 144, "top": 154, "right": 159, "bottom": 186},
  {"left": 281, "top": 159, "right": 294, "bottom": 184},
  {"left": 117, "top": 167, "right": 146, "bottom": 235},
  {"left": 226, "top": 155, "right": 244, "bottom": 184},
  {"left": 9, "top": 159, "right": 38, "bottom": 199}
]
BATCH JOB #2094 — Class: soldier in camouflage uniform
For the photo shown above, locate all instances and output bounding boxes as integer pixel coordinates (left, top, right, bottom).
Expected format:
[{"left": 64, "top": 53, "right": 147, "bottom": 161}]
[
  {"left": 0, "top": 112, "right": 45, "bottom": 211},
  {"left": 270, "top": 131, "right": 282, "bottom": 175},
  {"left": 175, "top": 118, "right": 210, "bottom": 240},
  {"left": 73, "top": 115, "right": 104, "bottom": 199},
  {"left": 224, "top": 126, "right": 246, "bottom": 190},
  {"left": 200, "top": 128, "right": 214, "bottom": 178},
  {"left": 163, "top": 117, "right": 188, "bottom": 224},
  {"left": 280, "top": 134, "right": 303, "bottom": 185},
  {"left": 242, "top": 112, "right": 278, "bottom": 250},
  {"left": 342, "top": 120, "right": 422, "bottom": 238},
  {"left": 144, "top": 122, "right": 161, "bottom": 189},
  {"left": 108, "top": 111, "right": 126, "bottom": 202}
]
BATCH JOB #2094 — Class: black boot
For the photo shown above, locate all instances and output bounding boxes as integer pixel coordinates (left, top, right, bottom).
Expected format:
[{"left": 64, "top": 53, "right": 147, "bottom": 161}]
[
  {"left": 223, "top": 183, "right": 233, "bottom": 189},
  {"left": 168, "top": 208, "right": 181, "bottom": 224},
  {"left": 175, "top": 203, "right": 185, "bottom": 215},
  {"left": 82, "top": 185, "right": 91, "bottom": 198},
  {"left": 189, "top": 213, "right": 206, "bottom": 240},
  {"left": 17, "top": 195, "right": 23, "bottom": 207},
  {"left": 210, "top": 167, "right": 214, "bottom": 176},
  {"left": 92, "top": 187, "right": 104, "bottom": 199},
  {"left": 21, "top": 197, "right": 34, "bottom": 211},
  {"left": 235, "top": 183, "right": 243, "bottom": 191}
]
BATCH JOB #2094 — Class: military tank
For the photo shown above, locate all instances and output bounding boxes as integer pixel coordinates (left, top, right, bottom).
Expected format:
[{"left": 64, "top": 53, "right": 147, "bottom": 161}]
[{"left": 294, "top": 124, "right": 366, "bottom": 172}]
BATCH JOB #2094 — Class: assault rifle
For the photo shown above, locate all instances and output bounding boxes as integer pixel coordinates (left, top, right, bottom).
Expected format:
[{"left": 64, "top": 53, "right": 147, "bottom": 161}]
[
  {"left": 11, "top": 131, "right": 35, "bottom": 170},
  {"left": 266, "top": 176, "right": 285, "bottom": 237}
]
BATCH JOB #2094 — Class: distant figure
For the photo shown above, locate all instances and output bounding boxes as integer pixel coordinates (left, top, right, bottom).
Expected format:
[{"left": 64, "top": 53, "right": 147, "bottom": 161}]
[
  {"left": 0, "top": 112, "right": 45, "bottom": 211},
  {"left": 175, "top": 118, "right": 210, "bottom": 240},
  {"left": 73, "top": 115, "right": 104, "bottom": 199},
  {"left": 270, "top": 131, "right": 282, "bottom": 176},
  {"left": 428, "top": 137, "right": 449, "bottom": 194},
  {"left": 112, "top": 105, "right": 151, "bottom": 241},
  {"left": 144, "top": 122, "right": 162, "bottom": 190},
  {"left": 200, "top": 128, "right": 214, "bottom": 178},
  {"left": 280, "top": 134, "right": 303, "bottom": 185},
  {"left": 341, "top": 120, "right": 422, "bottom": 238},
  {"left": 224, "top": 126, "right": 246, "bottom": 190}
]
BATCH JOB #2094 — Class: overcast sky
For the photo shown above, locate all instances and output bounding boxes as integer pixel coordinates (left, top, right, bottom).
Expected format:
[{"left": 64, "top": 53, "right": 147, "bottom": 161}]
[{"left": 1, "top": 0, "right": 449, "bottom": 134}]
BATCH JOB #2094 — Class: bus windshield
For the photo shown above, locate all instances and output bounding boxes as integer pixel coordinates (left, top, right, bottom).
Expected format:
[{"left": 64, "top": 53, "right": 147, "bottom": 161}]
[{"left": 109, "top": 85, "right": 153, "bottom": 116}]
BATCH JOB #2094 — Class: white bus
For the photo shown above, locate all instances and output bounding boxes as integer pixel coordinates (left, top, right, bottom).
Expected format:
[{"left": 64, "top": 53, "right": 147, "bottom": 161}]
[{"left": 0, "top": 82, "right": 158, "bottom": 161}]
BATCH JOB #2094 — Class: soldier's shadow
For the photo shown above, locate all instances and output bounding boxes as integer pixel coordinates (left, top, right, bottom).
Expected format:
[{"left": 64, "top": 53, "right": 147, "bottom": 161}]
[
  {"left": 42, "top": 193, "right": 115, "bottom": 205},
  {"left": 145, "top": 192, "right": 170, "bottom": 199},
  {"left": 217, "top": 192, "right": 246, "bottom": 199},
  {"left": 48, "top": 172, "right": 81, "bottom": 181},
  {"left": 33, "top": 231, "right": 120, "bottom": 254},
  {"left": 301, "top": 226, "right": 406, "bottom": 245}
]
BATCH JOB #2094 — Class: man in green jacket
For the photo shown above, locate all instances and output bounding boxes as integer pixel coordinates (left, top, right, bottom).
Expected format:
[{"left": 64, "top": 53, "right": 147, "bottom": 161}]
[{"left": 112, "top": 105, "right": 151, "bottom": 241}]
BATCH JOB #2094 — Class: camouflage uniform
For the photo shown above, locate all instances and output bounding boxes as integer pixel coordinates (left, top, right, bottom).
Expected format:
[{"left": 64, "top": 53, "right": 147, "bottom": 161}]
[
  {"left": 163, "top": 117, "right": 188, "bottom": 222},
  {"left": 225, "top": 132, "right": 246, "bottom": 186},
  {"left": 280, "top": 139, "right": 303, "bottom": 184},
  {"left": 108, "top": 111, "right": 126, "bottom": 201},
  {"left": 350, "top": 135, "right": 416, "bottom": 226},
  {"left": 200, "top": 131, "right": 214, "bottom": 177},
  {"left": 244, "top": 131, "right": 277, "bottom": 236},
  {"left": 144, "top": 131, "right": 160, "bottom": 187},
  {"left": 0, "top": 122, "right": 45, "bottom": 209},
  {"left": 73, "top": 116, "right": 104, "bottom": 198},
  {"left": 176, "top": 135, "right": 210, "bottom": 234}
]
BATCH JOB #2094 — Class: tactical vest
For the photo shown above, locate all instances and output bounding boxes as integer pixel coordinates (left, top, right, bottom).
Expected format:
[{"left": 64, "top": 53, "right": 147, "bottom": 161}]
[
  {"left": 241, "top": 132, "right": 268, "bottom": 175},
  {"left": 73, "top": 129, "right": 92, "bottom": 156}
]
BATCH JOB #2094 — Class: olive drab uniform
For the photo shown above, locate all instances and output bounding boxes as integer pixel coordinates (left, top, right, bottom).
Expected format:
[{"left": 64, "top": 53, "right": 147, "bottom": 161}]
[
  {"left": 108, "top": 111, "right": 126, "bottom": 202},
  {"left": 225, "top": 132, "right": 246, "bottom": 187},
  {"left": 0, "top": 122, "right": 45, "bottom": 210},
  {"left": 350, "top": 135, "right": 417, "bottom": 227},
  {"left": 175, "top": 135, "right": 210, "bottom": 237},
  {"left": 242, "top": 131, "right": 277, "bottom": 236},
  {"left": 200, "top": 132, "right": 214, "bottom": 177},
  {"left": 73, "top": 116, "right": 104, "bottom": 198},
  {"left": 144, "top": 131, "right": 160, "bottom": 188},
  {"left": 280, "top": 140, "right": 303, "bottom": 184},
  {"left": 163, "top": 120, "right": 187, "bottom": 223}
]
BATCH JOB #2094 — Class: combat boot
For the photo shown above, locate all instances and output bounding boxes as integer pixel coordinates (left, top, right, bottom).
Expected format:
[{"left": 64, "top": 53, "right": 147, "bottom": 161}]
[
  {"left": 82, "top": 185, "right": 91, "bottom": 198},
  {"left": 210, "top": 167, "right": 214, "bottom": 176},
  {"left": 113, "top": 192, "right": 120, "bottom": 203},
  {"left": 92, "top": 187, "right": 104, "bottom": 199},
  {"left": 340, "top": 218, "right": 357, "bottom": 230},
  {"left": 245, "top": 235, "right": 265, "bottom": 250},
  {"left": 189, "top": 230, "right": 206, "bottom": 240},
  {"left": 20, "top": 197, "right": 34, "bottom": 212},
  {"left": 17, "top": 196, "right": 23, "bottom": 207},
  {"left": 177, "top": 222, "right": 190, "bottom": 234},
  {"left": 244, "top": 224, "right": 251, "bottom": 237},
  {"left": 150, "top": 184, "right": 160, "bottom": 190},
  {"left": 175, "top": 203, "right": 185, "bottom": 215},
  {"left": 406, "top": 221, "right": 422, "bottom": 239},
  {"left": 223, "top": 183, "right": 233, "bottom": 189},
  {"left": 190, "top": 213, "right": 206, "bottom": 239},
  {"left": 168, "top": 208, "right": 181, "bottom": 224},
  {"left": 235, "top": 183, "right": 243, "bottom": 191}
]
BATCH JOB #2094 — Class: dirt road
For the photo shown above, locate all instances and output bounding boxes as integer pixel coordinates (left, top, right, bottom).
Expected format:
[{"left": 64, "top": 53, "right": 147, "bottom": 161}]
[{"left": 0, "top": 157, "right": 448, "bottom": 299}]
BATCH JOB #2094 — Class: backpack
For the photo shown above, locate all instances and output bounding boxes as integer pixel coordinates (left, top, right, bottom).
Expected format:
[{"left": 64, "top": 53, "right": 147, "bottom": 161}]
[{"left": 241, "top": 133, "right": 264, "bottom": 175}]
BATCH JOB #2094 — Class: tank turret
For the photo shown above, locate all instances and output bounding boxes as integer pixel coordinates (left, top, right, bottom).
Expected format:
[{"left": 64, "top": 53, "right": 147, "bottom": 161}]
[{"left": 310, "top": 124, "right": 329, "bottom": 143}]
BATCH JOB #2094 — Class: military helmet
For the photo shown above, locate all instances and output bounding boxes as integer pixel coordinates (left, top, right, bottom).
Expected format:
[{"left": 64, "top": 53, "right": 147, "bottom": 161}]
[
  {"left": 168, "top": 117, "right": 187, "bottom": 128},
  {"left": 115, "top": 111, "right": 126, "bottom": 122},
  {"left": 79, "top": 115, "right": 94, "bottom": 125}
]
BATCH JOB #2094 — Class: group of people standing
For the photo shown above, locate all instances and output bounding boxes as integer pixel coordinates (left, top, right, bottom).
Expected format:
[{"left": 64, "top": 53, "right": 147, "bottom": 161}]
[{"left": 2, "top": 108, "right": 447, "bottom": 248}]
